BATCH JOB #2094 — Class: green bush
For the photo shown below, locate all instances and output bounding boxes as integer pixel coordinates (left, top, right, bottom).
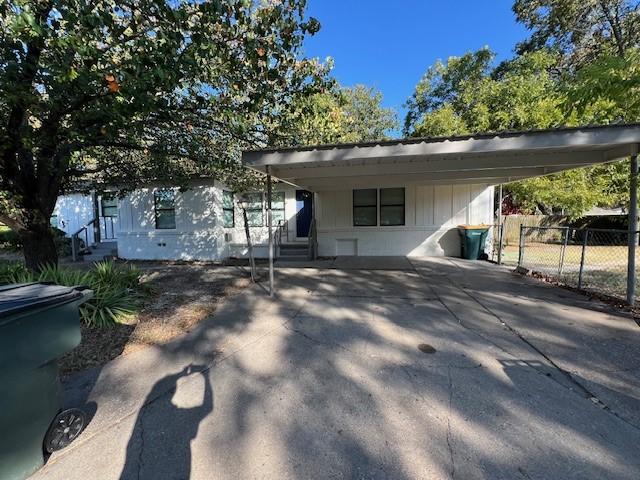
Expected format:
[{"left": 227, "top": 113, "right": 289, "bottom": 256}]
[
  {"left": 0, "top": 228, "right": 21, "bottom": 251},
  {"left": 0, "top": 226, "right": 75, "bottom": 257},
  {"left": 0, "top": 260, "right": 144, "bottom": 328}
]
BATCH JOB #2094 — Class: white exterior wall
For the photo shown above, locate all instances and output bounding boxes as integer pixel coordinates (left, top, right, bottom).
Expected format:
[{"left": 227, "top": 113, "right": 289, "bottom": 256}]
[
  {"left": 316, "top": 184, "right": 494, "bottom": 257},
  {"left": 53, "top": 193, "right": 96, "bottom": 244},
  {"left": 116, "top": 180, "right": 298, "bottom": 261}
]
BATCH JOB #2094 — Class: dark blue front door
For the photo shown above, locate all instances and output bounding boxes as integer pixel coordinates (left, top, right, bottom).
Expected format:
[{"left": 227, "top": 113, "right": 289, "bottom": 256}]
[{"left": 296, "top": 190, "right": 313, "bottom": 237}]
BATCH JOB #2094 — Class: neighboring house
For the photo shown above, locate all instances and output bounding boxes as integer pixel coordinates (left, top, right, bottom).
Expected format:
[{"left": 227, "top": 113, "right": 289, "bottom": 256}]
[{"left": 54, "top": 124, "right": 640, "bottom": 262}]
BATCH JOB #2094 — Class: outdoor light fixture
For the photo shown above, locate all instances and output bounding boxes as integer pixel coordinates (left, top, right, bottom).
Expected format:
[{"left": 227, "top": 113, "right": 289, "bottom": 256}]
[{"left": 237, "top": 195, "right": 249, "bottom": 210}]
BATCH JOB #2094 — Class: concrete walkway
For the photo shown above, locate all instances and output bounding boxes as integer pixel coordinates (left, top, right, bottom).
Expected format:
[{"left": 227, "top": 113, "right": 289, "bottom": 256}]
[{"left": 32, "top": 258, "right": 640, "bottom": 480}]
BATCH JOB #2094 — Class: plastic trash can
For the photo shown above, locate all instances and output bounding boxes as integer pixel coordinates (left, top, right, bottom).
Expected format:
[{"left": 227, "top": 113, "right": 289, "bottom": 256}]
[
  {"left": 458, "top": 225, "right": 490, "bottom": 260},
  {"left": 0, "top": 282, "right": 92, "bottom": 480}
]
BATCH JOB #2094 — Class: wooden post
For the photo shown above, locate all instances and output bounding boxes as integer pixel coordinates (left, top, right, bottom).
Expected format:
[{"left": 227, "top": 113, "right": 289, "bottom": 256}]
[
  {"left": 266, "top": 166, "right": 274, "bottom": 297},
  {"left": 627, "top": 151, "right": 639, "bottom": 305}
]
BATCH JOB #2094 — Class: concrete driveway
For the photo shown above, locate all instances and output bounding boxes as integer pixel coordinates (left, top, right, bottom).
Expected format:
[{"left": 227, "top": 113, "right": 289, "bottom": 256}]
[{"left": 32, "top": 258, "right": 640, "bottom": 480}]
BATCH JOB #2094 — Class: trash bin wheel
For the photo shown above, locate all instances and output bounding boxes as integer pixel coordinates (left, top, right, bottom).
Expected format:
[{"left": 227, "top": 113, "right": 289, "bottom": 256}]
[{"left": 44, "top": 408, "right": 86, "bottom": 453}]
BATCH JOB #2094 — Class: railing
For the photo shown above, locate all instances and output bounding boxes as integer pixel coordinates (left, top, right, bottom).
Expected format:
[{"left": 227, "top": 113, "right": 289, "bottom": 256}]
[
  {"left": 71, "top": 218, "right": 97, "bottom": 261},
  {"left": 101, "top": 216, "right": 117, "bottom": 240},
  {"left": 307, "top": 218, "right": 317, "bottom": 260},
  {"left": 273, "top": 219, "right": 288, "bottom": 258}
]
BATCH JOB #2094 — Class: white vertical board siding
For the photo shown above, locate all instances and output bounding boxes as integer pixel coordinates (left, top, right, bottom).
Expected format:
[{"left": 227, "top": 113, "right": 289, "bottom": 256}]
[
  {"left": 53, "top": 193, "right": 96, "bottom": 244},
  {"left": 117, "top": 181, "right": 297, "bottom": 261},
  {"left": 316, "top": 183, "right": 493, "bottom": 257}
]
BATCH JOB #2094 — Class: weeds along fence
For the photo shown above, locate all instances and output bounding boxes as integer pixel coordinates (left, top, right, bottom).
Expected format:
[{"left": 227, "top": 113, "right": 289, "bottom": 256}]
[{"left": 515, "top": 226, "right": 639, "bottom": 302}]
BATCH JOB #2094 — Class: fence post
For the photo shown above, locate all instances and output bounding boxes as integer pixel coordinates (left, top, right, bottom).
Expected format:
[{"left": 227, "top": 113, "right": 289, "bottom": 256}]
[
  {"left": 558, "top": 226, "right": 570, "bottom": 275},
  {"left": 577, "top": 229, "right": 589, "bottom": 290},
  {"left": 627, "top": 152, "right": 638, "bottom": 305},
  {"left": 518, "top": 224, "right": 525, "bottom": 267},
  {"left": 497, "top": 223, "right": 504, "bottom": 265}
]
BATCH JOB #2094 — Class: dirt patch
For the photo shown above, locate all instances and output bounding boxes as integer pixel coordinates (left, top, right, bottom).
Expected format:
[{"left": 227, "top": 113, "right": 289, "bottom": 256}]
[{"left": 59, "top": 264, "right": 251, "bottom": 376}]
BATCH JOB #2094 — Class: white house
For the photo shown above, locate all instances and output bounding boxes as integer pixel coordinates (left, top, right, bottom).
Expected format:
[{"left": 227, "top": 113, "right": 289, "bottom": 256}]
[{"left": 54, "top": 124, "right": 640, "bottom": 262}]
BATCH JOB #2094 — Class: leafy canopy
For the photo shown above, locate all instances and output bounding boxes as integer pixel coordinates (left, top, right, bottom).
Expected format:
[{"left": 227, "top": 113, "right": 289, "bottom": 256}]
[
  {"left": 280, "top": 84, "right": 398, "bottom": 146},
  {"left": 0, "top": 0, "right": 327, "bottom": 227}
]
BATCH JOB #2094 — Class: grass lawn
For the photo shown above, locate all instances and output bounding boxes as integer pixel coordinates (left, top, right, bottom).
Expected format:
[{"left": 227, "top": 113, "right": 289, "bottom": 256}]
[{"left": 499, "top": 243, "right": 639, "bottom": 300}]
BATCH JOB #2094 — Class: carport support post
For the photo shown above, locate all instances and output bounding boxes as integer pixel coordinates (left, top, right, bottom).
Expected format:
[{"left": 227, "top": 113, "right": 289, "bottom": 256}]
[
  {"left": 266, "top": 166, "right": 274, "bottom": 297},
  {"left": 627, "top": 151, "right": 639, "bottom": 305}
]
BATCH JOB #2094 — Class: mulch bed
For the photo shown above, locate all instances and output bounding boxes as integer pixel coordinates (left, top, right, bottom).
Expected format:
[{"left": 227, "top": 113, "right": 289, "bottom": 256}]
[{"left": 59, "top": 263, "right": 252, "bottom": 376}]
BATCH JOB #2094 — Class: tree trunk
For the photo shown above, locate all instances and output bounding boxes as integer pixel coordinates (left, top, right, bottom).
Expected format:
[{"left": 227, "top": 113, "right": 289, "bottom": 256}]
[{"left": 20, "top": 220, "right": 58, "bottom": 271}]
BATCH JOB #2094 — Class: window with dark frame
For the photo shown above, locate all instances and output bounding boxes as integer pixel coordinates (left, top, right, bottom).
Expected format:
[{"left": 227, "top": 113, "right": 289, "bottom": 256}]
[
  {"left": 271, "top": 192, "right": 285, "bottom": 225},
  {"left": 353, "top": 189, "right": 378, "bottom": 226},
  {"left": 380, "top": 188, "right": 405, "bottom": 226},
  {"left": 246, "top": 192, "right": 263, "bottom": 227},
  {"left": 101, "top": 195, "right": 118, "bottom": 217},
  {"left": 154, "top": 189, "right": 176, "bottom": 229},
  {"left": 222, "top": 191, "right": 234, "bottom": 228}
]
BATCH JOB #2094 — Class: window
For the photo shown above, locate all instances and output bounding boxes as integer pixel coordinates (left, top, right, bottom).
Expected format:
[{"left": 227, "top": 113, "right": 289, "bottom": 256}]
[
  {"left": 271, "top": 192, "right": 285, "bottom": 225},
  {"left": 154, "top": 189, "right": 176, "bottom": 229},
  {"left": 222, "top": 191, "right": 234, "bottom": 228},
  {"left": 246, "top": 192, "right": 263, "bottom": 227},
  {"left": 380, "top": 188, "right": 405, "bottom": 226},
  {"left": 101, "top": 195, "right": 118, "bottom": 217},
  {"left": 353, "top": 189, "right": 377, "bottom": 226}
]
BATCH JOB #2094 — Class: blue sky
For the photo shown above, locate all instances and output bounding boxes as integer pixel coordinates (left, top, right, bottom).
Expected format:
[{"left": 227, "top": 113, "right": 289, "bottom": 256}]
[{"left": 304, "top": 1, "right": 530, "bottom": 133}]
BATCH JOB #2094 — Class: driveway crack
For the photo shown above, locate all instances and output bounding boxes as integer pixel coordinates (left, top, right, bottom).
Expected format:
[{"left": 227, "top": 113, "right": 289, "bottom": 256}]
[
  {"left": 455, "top": 280, "right": 640, "bottom": 432},
  {"left": 446, "top": 366, "right": 456, "bottom": 480}
]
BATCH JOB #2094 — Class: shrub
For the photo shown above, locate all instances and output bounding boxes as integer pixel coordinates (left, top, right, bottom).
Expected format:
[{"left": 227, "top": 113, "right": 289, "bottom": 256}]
[
  {"left": 0, "top": 260, "right": 144, "bottom": 328},
  {"left": 0, "top": 228, "right": 21, "bottom": 251},
  {"left": 0, "top": 226, "right": 74, "bottom": 257}
]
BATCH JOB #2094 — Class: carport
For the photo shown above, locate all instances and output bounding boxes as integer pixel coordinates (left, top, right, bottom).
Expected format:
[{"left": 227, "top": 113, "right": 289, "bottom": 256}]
[{"left": 242, "top": 124, "right": 640, "bottom": 302}]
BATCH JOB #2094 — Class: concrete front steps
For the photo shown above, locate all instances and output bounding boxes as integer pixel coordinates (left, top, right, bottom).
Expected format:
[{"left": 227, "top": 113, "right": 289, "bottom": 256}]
[
  {"left": 82, "top": 241, "right": 118, "bottom": 263},
  {"left": 278, "top": 242, "right": 309, "bottom": 261}
]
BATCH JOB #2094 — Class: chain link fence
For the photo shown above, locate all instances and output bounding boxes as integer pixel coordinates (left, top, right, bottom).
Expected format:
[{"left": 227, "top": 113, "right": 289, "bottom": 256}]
[{"left": 512, "top": 226, "right": 639, "bottom": 302}]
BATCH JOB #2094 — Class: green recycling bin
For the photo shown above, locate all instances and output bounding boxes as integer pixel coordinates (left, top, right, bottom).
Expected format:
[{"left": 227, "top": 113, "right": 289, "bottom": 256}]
[
  {"left": 458, "top": 225, "right": 490, "bottom": 260},
  {"left": 0, "top": 282, "right": 92, "bottom": 480}
]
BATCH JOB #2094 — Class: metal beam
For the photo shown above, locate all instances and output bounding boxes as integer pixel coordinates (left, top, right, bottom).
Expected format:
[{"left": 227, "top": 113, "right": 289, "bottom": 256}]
[{"left": 270, "top": 150, "right": 609, "bottom": 180}]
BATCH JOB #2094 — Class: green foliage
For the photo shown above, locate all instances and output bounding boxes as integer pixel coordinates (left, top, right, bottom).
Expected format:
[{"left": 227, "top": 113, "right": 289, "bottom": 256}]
[
  {"left": 279, "top": 84, "right": 398, "bottom": 146},
  {"left": 0, "top": 226, "right": 20, "bottom": 251},
  {"left": 513, "top": 0, "right": 639, "bottom": 65},
  {"left": 403, "top": 43, "right": 639, "bottom": 217},
  {"left": 565, "top": 48, "right": 640, "bottom": 122},
  {"left": 405, "top": 49, "right": 565, "bottom": 137},
  {"left": 0, "top": 226, "right": 73, "bottom": 256},
  {"left": 0, "top": 260, "right": 143, "bottom": 328}
]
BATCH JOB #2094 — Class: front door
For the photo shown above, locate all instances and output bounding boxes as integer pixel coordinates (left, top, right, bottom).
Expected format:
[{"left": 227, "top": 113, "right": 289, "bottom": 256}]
[{"left": 295, "top": 190, "right": 313, "bottom": 238}]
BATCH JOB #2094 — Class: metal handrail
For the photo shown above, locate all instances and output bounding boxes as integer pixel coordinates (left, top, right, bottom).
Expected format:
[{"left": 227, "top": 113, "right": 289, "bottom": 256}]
[
  {"left": 273, "top": 219, "right": 288, "bottom": 258},
  {"left": 71, "top": 218, "right": 97, "bottom": 261}
]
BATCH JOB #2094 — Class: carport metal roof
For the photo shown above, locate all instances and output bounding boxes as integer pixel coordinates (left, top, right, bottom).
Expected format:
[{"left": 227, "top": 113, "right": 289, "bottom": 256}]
[{"left": 242, "top": 124, "right": 640, "bottom": 190}]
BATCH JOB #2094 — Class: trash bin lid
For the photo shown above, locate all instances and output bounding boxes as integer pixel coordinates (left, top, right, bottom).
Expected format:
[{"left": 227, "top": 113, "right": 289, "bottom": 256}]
[{"left": 0, "top": 282, "right": 84, "bottom": 320}]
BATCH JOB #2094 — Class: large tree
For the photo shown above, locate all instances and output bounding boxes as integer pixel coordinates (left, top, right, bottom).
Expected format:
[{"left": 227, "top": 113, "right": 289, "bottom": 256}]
[
  {"left": 280, "top": 84, "right": 398, "bottom": 146},
  {"left": 513, "top": 0, "right": 640, "bottom": 66},
  {"left": 0, "top": 0, "right": 327, "bottom": 269},
  {"left": 402, "top": 48, "right": 628, "bottom": 216}
]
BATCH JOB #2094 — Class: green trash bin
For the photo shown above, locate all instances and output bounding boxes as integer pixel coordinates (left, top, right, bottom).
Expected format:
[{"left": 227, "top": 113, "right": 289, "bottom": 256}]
[
  {"left": 0, "top": 282, "right": 92, "bottom": 480},
  {"left": 458, "top": 225, "right": 490, "bottom": 260}
]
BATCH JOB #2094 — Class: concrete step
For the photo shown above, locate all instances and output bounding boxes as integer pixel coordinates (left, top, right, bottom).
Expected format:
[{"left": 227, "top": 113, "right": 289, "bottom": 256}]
[
  {"left": 280, "top": 243, "right": 307, "bottom": 249},
  {"left": 278, "top": 255, "right": 310, "bottom": 261}
]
